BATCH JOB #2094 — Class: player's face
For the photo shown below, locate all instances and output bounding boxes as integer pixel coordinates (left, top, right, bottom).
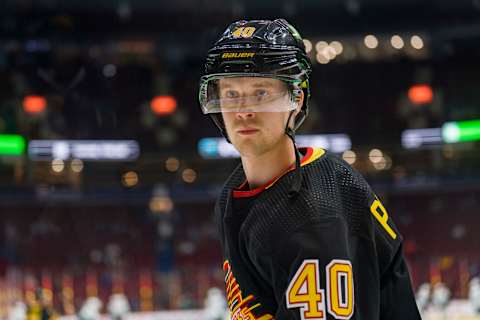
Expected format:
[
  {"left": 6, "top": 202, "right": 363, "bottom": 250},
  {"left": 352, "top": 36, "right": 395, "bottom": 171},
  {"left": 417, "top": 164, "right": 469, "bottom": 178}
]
[{"left": 219, "top": 77, "right": 303, "bottom": 157}]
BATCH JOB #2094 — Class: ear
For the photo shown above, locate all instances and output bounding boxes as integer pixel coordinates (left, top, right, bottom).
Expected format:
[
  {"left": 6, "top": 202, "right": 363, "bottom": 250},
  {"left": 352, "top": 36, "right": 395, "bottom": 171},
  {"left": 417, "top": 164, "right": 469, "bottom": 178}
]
[
  {"left": 289, "top": 90, "right": 305, "bottom": 128},
  {"left": 294, "top": 89, "right": 305, "bottom": 117}
]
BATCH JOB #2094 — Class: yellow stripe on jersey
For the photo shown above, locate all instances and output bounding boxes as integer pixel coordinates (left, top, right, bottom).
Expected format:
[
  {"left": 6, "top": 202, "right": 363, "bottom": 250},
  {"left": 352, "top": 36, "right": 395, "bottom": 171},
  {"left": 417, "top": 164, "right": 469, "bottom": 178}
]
[{"left": 301, "top": 148, "right": 325, "bottom": 167}]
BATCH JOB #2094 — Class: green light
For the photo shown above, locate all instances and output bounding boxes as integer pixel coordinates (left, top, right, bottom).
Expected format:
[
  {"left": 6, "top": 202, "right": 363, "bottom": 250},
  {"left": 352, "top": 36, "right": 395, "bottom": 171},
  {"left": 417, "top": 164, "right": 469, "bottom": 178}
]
[
  {"left": 0, "top": 135, "right": 26, "bottom": 155},
  {"left": 442, "top": 119, "right": 480, "bottom": 143},
  {"left": 457, "top": 119, "right": 480, "bottom": 142}
]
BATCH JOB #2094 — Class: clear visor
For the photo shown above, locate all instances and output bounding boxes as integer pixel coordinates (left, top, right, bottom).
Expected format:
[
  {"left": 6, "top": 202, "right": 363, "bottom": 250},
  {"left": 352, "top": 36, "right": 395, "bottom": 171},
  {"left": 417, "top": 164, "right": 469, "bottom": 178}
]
[{"left": 200, "top": 76, "right": 299, "bottom": 114}]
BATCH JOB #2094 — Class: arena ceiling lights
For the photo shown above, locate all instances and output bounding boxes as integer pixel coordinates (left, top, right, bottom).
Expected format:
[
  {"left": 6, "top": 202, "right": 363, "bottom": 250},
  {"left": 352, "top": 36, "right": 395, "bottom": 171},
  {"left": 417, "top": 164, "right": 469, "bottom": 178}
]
[
  {"left": 0, "top": 135, "right": 26, "bottom": 156},
  {"left": 198, "top": 134, "right": 352, "bottom": 159},
  {"left": 28, "top": 140, "right": 140, "bottom": 161},
  {"left": 401, "top": 119, "right": 480, "bottom": 149}
]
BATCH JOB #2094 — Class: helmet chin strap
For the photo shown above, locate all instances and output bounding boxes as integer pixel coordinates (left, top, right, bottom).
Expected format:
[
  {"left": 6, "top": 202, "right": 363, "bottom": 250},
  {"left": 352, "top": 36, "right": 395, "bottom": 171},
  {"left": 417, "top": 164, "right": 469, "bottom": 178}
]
[{"left": 285, "top": 110, "right": 302, "bottom": 198}]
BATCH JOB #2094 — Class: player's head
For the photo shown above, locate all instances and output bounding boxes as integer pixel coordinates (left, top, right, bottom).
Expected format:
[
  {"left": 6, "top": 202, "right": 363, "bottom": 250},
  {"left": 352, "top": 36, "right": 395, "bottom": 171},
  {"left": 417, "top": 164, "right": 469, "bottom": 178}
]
[{"left": 199, "top": 19, "right": 312, "bottom": 145}]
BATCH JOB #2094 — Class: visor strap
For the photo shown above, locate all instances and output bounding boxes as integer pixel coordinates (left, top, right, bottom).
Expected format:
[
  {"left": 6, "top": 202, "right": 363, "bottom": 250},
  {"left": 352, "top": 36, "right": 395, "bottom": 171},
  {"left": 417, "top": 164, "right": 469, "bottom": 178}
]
[{"left": 285, "top": 111, "right": 302, "bottom": 198}]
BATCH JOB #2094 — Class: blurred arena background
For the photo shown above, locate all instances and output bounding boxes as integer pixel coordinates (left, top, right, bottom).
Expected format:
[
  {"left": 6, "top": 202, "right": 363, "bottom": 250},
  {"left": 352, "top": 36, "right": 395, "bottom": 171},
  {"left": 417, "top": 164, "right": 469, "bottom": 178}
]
[{"left": 1, "top": 0, "right": 480, "bottom": 319}]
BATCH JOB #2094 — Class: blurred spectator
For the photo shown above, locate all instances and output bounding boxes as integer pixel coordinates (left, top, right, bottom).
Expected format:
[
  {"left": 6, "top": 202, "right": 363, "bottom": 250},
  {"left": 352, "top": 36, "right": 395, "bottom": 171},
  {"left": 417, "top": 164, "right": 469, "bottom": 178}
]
[
  {"left": 469, "top": 277, "right": 480, "bottom": 314},
  {"left": 26, "top": 288, "right": 58, "bottom": 320},
  {"left": 78, "top": 297, "right": 102, "bottom": 320},
  {"left": 107, "top": 293, "right": 130, "bottom": 320},
  {"left": 7, "top": 300, "right": 26, "bottom": 320},
  {"left": 203, "top": 287, "right": 227, "bottom": 320},
  {"left": 415, "top": 283, "right": 431, "bottom": 312},
  {"left": 431, "top": 282, "right": 451, "bottom": 311}
]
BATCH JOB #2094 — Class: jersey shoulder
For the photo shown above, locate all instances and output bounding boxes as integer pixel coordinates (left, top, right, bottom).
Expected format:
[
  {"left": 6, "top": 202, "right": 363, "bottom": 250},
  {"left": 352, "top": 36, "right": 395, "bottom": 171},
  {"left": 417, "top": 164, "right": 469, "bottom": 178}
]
[
  {"left": 305, "top": 149, "right": 373, "bottom": 199},
  {"left": 309, "top": 150, "right": 403, "bottom": 252}
]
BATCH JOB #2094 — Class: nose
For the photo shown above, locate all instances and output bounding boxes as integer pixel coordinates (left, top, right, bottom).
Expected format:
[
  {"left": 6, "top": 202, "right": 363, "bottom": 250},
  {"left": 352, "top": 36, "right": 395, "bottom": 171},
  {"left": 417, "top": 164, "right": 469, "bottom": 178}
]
[
  {"left": 234, "top": 96, "right": 255, "bottom": 119},
  {"left": 235, "top": 109, "right": 255, "bottom": 120}
]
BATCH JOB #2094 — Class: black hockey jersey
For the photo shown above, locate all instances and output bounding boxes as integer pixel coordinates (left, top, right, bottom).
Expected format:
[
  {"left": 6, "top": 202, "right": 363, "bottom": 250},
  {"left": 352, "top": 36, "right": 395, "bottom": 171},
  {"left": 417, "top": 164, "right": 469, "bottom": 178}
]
[{"left": 214, "top": 147, "right": 421, "bottom": 320}]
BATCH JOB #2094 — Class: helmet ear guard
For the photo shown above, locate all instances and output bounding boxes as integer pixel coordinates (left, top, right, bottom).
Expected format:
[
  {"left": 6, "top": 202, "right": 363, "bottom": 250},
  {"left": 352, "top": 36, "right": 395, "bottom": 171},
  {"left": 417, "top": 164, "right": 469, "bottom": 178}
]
[{"left": 291, "top": 79, "right": 310, "bottom": 131}]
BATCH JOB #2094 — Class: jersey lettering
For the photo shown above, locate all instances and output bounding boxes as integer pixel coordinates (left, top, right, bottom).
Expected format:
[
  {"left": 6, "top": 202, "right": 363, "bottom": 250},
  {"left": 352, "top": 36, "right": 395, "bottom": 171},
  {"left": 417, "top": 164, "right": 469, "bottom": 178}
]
[
  {"left": 287, "top": 259, "right": 355, "bottom": 319},
  {"left": 370, "top": 199, "right": 397, "bottom": 239}
]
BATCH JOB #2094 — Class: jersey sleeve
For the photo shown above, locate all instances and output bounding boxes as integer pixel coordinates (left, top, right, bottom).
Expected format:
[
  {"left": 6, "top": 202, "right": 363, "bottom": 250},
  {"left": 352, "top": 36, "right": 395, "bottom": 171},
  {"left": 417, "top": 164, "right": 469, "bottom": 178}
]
[
  {"left": 364, "top": 192, "right": 421, "bottom": 319},
  {"left": 378, "top": 240, "right": 421, "bottom": 319},
  {"left": 349, "top": 161, "right": 421, "bottom": 318}
]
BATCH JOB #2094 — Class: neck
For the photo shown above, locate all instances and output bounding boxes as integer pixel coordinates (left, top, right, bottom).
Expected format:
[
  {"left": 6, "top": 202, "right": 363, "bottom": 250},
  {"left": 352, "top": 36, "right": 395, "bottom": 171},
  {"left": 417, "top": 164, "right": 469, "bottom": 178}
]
[{"left": 241, "top": 138, "right": 296, "bottom": 189}]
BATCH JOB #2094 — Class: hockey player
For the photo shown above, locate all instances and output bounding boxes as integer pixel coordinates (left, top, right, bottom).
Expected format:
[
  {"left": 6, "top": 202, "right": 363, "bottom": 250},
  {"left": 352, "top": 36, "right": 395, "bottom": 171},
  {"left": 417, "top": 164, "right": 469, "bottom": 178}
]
[{"left": 199, "top": 19, "right": 421, "bottom": 320}]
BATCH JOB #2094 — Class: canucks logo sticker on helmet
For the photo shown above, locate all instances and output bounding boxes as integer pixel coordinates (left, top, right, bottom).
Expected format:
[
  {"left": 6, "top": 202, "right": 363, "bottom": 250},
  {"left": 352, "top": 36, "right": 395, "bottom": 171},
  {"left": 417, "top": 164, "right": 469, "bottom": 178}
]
[
  {"left": 285, "top": 24, "right": 302, "bottom": 42},
  {"left": 232, "top": 27, "right": 256, "bottom": 38}
]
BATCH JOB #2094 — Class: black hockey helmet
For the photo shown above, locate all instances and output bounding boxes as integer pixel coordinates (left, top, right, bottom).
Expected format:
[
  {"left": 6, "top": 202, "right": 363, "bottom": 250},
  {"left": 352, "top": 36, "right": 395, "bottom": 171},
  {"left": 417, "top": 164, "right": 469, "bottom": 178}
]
[{"left": 199, "top": 19, "right": 312, "bottom": 140}]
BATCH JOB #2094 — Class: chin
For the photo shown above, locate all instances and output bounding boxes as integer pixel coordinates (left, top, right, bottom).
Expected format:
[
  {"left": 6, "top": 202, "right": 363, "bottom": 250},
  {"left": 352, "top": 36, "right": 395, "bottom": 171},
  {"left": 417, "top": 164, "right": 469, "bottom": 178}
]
[{"left": 235, "top": 141, "right": 275, "bottom": 159}]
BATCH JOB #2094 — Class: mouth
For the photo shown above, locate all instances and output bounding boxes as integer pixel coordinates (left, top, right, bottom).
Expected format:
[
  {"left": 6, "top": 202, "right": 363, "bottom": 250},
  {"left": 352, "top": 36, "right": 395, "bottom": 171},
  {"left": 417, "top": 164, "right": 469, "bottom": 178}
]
[{"left": 237, "top": 128, "right": 259, "bottom": 135}]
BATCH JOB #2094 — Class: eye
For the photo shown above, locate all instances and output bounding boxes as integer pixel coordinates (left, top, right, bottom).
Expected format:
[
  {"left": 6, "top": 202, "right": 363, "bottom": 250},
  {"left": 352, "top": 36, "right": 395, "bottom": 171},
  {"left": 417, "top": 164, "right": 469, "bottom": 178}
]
[
  {"left": 223, "top": 90, "right": 239, "bottom": 99},
  {"left": 254, "top": 89, "right": 269, "bottom": 98}
]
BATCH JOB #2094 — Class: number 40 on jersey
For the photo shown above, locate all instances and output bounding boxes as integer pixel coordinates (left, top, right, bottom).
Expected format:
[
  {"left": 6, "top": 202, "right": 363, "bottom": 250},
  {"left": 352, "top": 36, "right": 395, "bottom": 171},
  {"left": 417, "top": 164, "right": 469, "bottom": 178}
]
[{"left": 286, "top": 259, "right": 354, "bottom": 320}]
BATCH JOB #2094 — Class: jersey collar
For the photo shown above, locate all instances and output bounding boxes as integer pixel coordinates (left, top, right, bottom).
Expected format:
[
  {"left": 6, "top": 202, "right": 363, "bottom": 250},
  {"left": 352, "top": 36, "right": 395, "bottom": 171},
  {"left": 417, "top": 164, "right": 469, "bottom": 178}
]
[{"left": 232, "top": 147, "right": 325, "bottom": 198}]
